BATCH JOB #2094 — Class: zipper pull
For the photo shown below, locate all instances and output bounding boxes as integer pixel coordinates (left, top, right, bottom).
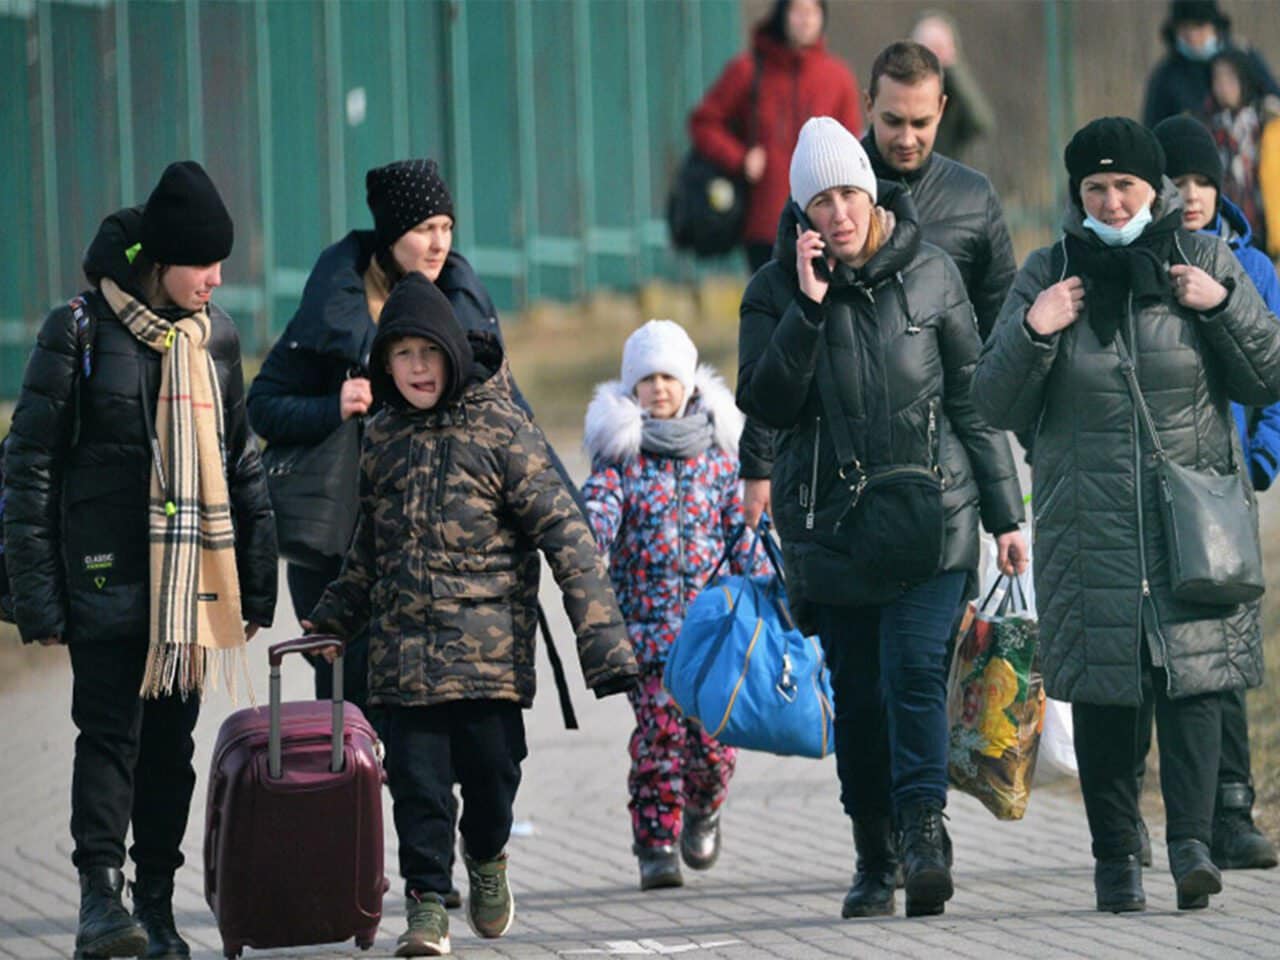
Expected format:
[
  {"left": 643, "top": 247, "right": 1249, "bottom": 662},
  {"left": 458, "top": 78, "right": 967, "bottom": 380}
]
[{"left": 1141, "top": 579, "right": 1151, "bottom": 597}]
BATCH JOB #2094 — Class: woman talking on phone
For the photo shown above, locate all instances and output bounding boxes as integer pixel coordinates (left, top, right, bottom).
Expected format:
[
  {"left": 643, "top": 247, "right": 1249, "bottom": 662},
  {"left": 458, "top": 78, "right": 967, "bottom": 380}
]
[{"left": 735, "top": 117, "right": 1025, "bottom": 920}]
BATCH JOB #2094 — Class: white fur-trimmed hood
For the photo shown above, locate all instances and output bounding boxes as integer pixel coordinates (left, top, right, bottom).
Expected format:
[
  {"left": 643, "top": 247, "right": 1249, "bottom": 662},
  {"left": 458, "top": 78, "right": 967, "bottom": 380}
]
[{"left": 583, "top": 363, "right": 744, "bottom": 463}]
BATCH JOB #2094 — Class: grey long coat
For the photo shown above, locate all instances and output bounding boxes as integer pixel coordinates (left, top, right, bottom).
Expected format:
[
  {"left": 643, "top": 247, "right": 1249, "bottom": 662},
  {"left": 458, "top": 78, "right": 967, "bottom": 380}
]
[{"left": 971, "top": 187, "right": 1280, "bottom": 706}]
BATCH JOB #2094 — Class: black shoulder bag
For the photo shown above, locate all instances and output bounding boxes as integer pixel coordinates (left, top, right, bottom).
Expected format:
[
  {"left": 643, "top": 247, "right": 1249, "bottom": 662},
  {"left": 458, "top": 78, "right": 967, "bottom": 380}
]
[
  {"left": 667, "top": 53, "right": 763, "bottom": 258},
  {"left": 1114, "top": 335, "right": 1264, "bottom": 606},
  {"left": 813, "top": 349, "right": 946, "bottom": 604}
]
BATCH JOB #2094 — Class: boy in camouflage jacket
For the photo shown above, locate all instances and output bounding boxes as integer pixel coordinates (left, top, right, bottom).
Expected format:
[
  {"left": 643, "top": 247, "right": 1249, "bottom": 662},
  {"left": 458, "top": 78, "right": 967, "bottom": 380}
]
[{"left": 308, "top": 273, "right": 637, "bottom": 957}]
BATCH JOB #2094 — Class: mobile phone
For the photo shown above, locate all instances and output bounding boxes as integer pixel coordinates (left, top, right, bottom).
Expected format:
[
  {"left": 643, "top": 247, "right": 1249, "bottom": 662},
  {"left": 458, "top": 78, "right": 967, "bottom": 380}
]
[{"left": 790, "top": 200, "right": 831, "bottom": 281}]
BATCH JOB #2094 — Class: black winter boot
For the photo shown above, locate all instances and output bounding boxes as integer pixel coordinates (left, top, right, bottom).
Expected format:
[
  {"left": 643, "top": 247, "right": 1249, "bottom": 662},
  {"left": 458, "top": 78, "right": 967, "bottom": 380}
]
[
  {"left": 1211, "top": 782, "right": 1278, "bottom": 870},
  {"left": 74, "top": 867, "right": 148, "bottom": 959},
  {"left": 1094, "top": 855, "right": 1145, "bottom": 913},
  {"left": 1168, "top": 839, "right": 1223, "bottom": 910},
  {"left": 897, "top": 802, "right": 953, "bottom": 918},
  {"left": 634, "top": 845, "right": 683, "bottom": 891},
  {"left": 842, "top": 818, "right": 897, "bottom": 918},
  {"left": 680, "top": 809, "right": 722, "bottom": 871},
  {"left": 131, "top": 873, "right": 190, "bottom": 959}
]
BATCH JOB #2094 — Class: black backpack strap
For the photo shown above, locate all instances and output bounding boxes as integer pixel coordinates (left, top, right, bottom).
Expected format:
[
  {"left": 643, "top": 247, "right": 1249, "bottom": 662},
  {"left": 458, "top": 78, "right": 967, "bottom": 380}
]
[
  {"left": 66, "top": 295, "right": 95, "bottom": 448},
  {"left": 747, "top": 51, "right": 764, "bottom": 146},
  {"left": 537, "top": 603, "right": 579, "bottom": 731}
]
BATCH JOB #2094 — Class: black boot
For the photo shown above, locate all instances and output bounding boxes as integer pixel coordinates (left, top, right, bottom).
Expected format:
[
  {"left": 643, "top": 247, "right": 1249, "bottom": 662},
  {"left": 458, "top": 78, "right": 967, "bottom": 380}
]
[
  {"left": 1168, "top": 839, "right": 1223, "bottom": 910},
  {"left": 1211, "top": 782, "right": 1278, "bottom": 870},
  {"left": 1094, "top": 855, "right": 1145, "bottom": 913},
  {"left": 897, "top": 802, "right": 953, "bottom": 918},
  {"left": 842, "top": 818, "right": 897, "bottom": 918},
  {"left": 680, "top": 810, "right": 722, "bottom": 871},
  {"left": 75, "top": 867, "right": 148, "bottom": 959},
  {"left": 634, "top": 845, "right": 683, "bottom": 891},
  {"left": 131, "top": 873, "right": 190, "bottom": 959}
]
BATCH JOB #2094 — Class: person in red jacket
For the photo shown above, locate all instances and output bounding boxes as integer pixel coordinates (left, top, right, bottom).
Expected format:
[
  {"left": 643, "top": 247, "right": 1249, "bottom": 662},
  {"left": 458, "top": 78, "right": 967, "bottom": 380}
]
[{"left": 690, "top": 0, "right": 863, "bottom": 273}]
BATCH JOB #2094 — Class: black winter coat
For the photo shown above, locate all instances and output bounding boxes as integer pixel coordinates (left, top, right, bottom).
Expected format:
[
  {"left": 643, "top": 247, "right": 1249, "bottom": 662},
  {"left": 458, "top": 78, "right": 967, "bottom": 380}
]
[
  {"left": 739, "top": 134, "right": 1017, "bottom": 480},
  {"left": 971, "top": 187, "right": 1280, "bottom": 706},
  {"left": 247, "top": 231, "right": 512, "bottom": 448},
  {"left": 737, "top": 185, "right": 1023, "bottom": 613},
  {"left": 3, "top": 208, "right": 277, "bottom": 644}
]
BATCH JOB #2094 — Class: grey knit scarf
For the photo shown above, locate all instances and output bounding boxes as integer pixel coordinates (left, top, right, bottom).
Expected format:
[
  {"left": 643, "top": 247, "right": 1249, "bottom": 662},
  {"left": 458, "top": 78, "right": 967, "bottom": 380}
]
[{"left": 640, "top": 410, "right": 715, "bottom": 460}]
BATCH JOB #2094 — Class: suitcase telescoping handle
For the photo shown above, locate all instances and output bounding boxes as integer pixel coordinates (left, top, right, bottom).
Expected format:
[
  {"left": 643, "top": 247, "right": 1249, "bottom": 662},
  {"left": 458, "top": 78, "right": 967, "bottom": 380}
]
[{"left": 267, "top": 635, "right": 346, "bottom": 778}]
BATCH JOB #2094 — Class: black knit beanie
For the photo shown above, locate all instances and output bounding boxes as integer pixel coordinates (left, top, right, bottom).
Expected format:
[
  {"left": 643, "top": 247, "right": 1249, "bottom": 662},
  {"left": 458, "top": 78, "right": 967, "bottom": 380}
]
[
  {"left": 369, "top": 272, "right": 473, "bottom": 409},
  {"left": 140, "top": 161, "right": 234, "bottom": 265},
  {"left": 365, "top": 159, "right": 454, "bottom": 254},
  {"left": 1065, "top": 117, "right": 1166, "bottom": 207},
  {"left": 1153, "top": 115, "right": 1224, "bottom": 195},
  {"left": 1169, "top": 1, "right": 1226, "bottom": 28}
]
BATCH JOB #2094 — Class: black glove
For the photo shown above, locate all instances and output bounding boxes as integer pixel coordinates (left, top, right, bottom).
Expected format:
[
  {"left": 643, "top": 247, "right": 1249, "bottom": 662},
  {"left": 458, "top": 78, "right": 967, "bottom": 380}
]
[
  {"left": 1250, "top": 459, "right": 1272, "bottom": 492},
  {"left": 592, "top": 673, "right": 639, "bottom": 699}
]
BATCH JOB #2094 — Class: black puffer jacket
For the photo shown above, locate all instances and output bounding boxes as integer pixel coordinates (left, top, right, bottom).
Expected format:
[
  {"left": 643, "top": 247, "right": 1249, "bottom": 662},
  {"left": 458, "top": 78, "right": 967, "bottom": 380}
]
[
  {"left": 737, "top": 184, "right": 1023, "bottom": 612},
  {"left": 3, "top": 207, "right": 277, "bottom": 643},
  {"left": 247, "top": 230, "right": 511, "bottom": 447},
  {"left": 971, "top": 185, "right": 1280, "bottom": 706},
  {"left": 739, "top": 133, "right": 1017, "bottom": 480}
]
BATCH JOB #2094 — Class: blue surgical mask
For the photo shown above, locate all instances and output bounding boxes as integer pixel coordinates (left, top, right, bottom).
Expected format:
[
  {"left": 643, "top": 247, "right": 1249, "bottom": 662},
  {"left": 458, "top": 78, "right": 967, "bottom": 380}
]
[
  {"left": 1083, "top": 204, "right": 1153, "bottom": 247},
  {"left": 1176, "top": 34, "right": 1222, "bottom": 62}
]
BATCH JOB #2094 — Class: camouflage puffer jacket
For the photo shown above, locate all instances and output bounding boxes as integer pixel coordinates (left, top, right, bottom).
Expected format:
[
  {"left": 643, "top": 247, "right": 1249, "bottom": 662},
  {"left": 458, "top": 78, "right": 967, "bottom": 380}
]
[{"left": 308, "top": 336, "right": 636, "bottom": 708}]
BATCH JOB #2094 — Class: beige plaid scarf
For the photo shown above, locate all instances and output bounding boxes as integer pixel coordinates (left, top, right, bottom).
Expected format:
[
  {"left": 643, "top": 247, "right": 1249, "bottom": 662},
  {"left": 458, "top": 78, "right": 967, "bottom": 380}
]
[{"left": 100, "top": 278, "right": 244, "bottom": 698}]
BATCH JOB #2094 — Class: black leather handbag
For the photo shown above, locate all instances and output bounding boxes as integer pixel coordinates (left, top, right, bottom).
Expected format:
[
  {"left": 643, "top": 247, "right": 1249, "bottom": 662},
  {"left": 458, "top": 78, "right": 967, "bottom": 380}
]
[
  {"left": 1116, "top": 338, "right": 1264, "bottom": 606},
  {"left": 261, "top": 418, "right": 361, "bottom": 571}
]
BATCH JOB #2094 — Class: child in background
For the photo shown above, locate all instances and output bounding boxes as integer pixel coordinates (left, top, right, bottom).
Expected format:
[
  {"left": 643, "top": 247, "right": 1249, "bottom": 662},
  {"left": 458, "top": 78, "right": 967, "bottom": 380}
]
[
  {"left": 581, "top": 319, "right": 765, "bottom": 891},
  {"left": 306, "top": 273, "right": 637, "bottom": 957},
  {"left": 1202, "top": 48, "right": 1280, "bottom": 257}
]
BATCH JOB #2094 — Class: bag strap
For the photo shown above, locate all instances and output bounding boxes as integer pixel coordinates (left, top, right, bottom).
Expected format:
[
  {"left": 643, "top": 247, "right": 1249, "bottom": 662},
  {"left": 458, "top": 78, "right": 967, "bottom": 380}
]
[
  {"left": 536, "top": 603, "right": 578, "bottom": 731},
  {"left": 1113, "top": 334, "right": 1239, "bottom": 474},
  {"left": 67, "top": 296, "right": 94, "bottom": 447},
  {"left": 747, "top": 52, "right": 764, "bottom": 147},
  {"left": 814, "top": 348, "right": 863, "bottom": 474}
]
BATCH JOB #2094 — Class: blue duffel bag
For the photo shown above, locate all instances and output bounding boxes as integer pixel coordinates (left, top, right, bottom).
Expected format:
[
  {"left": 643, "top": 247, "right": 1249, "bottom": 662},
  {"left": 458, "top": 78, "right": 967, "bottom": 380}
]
[{"left": 664, "top": 517, "right": 835, "bottom": 759}]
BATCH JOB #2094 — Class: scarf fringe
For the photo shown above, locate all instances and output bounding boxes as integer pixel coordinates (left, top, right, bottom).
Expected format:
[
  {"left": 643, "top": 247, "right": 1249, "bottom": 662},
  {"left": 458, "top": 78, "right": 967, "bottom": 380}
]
[{"left": 140, "top": 642, "right": 255, "bottom": 705}]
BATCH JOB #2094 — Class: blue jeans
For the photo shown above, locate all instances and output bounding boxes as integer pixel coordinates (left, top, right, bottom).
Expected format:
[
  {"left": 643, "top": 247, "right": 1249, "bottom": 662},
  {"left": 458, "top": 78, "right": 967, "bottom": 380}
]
[{"left": 814, "top": 571, "right": 966, "bottom": 821}]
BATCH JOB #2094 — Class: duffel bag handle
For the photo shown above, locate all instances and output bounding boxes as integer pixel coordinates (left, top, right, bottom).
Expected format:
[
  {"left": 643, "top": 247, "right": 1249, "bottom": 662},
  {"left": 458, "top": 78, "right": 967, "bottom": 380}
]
[{"left": 267, "top": 635, "right": 345, "bottom": 778}]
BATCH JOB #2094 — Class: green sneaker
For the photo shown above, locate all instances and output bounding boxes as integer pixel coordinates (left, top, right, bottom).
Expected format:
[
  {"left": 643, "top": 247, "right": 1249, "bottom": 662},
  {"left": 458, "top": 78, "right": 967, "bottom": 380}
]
[
  {"left": 464, "top": 851, "right": 514, "bottom": 939},
  {"left": 396, "top": 895, "right": 450, "bottom": 957}
]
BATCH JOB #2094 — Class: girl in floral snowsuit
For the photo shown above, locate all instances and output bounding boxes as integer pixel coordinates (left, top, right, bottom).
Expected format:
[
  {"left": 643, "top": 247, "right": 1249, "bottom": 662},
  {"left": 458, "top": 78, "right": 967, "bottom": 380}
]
[{"left": 582, "top": 319, "right": 766, "bottom": 892}]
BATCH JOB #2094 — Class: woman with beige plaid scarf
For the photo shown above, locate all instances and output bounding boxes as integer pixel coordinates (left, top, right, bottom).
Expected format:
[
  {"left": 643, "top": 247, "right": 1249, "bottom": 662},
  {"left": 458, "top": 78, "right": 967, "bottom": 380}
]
[{"left": 2, "top": 161, "right": 277, "bottom": 959}]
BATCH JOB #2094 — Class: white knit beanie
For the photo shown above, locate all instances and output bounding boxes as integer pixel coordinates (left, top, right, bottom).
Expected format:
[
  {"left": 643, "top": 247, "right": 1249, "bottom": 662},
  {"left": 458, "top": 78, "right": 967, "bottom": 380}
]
[
  {"left": 621, "top": 319, "right": 698, "bottom": 400},
  {"left": 789, "top": 116, "right": 877, "bottom": 212}
]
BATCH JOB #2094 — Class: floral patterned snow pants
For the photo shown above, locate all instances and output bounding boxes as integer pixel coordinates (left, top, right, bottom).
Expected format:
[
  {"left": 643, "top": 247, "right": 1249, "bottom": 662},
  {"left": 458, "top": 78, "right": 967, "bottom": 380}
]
[{"left": 627, "top": 668, "right": 736, "bottom": 848}]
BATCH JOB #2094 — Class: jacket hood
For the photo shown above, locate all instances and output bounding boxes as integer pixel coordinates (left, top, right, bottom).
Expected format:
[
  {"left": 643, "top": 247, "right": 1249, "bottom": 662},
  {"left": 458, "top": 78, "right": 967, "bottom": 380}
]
[
  {"left": 771, "top": 180, "right": 922, "bottom": 287},
  {"left": 83, "top": 206, "right": 147, "bottom": 298},
  {"left": 369, "top": 272, "right": 474, "bottom": 410},
  {"left": 584, "top": 364, "right": 744, "bottom": 463},
  {"left": 1212, "top": 194, "right": 1253, "bottom": 248}
]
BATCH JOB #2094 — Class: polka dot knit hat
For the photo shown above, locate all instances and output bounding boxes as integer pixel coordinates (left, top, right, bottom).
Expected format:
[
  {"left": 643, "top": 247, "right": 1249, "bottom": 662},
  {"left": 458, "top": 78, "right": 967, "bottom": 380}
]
[{"left": 365, "top": 158, "right": 455, "bottom": 253}]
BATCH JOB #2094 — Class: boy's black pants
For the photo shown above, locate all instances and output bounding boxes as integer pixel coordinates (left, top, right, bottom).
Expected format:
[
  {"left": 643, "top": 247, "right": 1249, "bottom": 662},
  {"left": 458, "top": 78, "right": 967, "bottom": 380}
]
[
  {"left": 68, "top": 635, "right": 201, "bottom": 875},
  {"left": 380, "top": 700, "right": 526, "bottom": 899},
  {"left": 1074, "top": 661, "right": 1223, "bottom": 861}
]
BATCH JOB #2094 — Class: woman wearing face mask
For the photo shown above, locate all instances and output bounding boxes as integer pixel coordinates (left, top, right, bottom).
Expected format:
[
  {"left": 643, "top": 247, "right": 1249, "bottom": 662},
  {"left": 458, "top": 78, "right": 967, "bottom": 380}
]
[
  {"left": 3, "top": 161, "right": 277, "bottom": 959},
  {"left": 737, "top": 117, "right": 1026, "bottom": 920},
  {"left": 1142, "top": 0, "right": 1279, "bottom": 129},
  {"left": 689, "top": 0, "right": 863, "bottom": 273},
  {"left": 972, "top": 117, "right": 1280, "bottom": 914}
]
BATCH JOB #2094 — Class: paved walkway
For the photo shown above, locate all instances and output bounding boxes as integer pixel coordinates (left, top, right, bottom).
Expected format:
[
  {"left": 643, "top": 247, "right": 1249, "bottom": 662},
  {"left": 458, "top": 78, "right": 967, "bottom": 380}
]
[{"left": 3, "top": 438, "right": 1280, "bottom": 958}]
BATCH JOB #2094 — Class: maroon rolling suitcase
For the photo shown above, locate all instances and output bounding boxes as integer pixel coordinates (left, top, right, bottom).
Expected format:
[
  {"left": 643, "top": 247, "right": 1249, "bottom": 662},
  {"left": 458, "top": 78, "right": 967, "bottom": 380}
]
[{"left": 204, "top": 636, "right": 387, "bottom": 958}]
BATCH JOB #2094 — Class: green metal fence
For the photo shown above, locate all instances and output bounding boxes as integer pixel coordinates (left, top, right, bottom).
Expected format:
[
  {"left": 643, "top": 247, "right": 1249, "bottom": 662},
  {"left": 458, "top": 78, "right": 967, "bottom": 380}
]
[{"left": 0, "top": 0, "right": 744, "bottom": 396}]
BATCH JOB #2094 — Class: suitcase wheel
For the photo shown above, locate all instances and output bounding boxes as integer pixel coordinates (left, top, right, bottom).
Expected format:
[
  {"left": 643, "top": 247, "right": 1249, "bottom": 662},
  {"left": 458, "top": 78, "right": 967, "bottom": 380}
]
[
  {"left": 356, "top": 936, "right": 375, "bottom": 951},
  {"left": 223, "top": 947, "right": 242, "bottom": 959}
]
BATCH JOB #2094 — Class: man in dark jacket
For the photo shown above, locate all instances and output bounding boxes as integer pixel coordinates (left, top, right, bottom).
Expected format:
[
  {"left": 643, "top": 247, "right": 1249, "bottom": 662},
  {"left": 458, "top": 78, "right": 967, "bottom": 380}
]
[
  {"left": 1142, "top": 0, "right": 1280, "bottom": 129},
  {"left": 741, "top": 40, "right": 1017, "bottom": 524}
]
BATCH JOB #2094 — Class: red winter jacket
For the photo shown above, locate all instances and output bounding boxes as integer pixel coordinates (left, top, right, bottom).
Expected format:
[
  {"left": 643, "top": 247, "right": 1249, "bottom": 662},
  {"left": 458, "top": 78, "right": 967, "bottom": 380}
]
[{"left": 690, "top": 28, "right": 863, "bottom": 246}]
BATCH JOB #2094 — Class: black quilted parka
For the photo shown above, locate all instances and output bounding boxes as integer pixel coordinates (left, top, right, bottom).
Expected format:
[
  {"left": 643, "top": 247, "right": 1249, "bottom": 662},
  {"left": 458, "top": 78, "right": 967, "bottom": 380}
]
[
  {"left": 971, "top": 184, "right": 1280, "bottom": 706},
  {"left": 3, "top": 207, "right": 277, "bottom": 644}
]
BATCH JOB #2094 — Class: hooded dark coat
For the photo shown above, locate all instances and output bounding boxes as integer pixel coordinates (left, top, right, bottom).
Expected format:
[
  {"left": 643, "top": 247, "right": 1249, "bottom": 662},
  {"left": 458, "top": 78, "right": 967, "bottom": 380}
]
[
  {"left": 3, "top": 207, "right": 277, "bottom": 643},
  {"left": 971, "top": 183, "right": 1280, "bottom": 706},
  {"left": 736, "top": 183, "right": 1023, "bottom": 617}
]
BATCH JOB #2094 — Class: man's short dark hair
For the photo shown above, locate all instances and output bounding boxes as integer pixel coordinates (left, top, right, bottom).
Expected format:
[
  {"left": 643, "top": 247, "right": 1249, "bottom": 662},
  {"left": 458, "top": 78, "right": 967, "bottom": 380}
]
[{"left": 868, "top": 41, "right": 943, "bottom": 101}]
